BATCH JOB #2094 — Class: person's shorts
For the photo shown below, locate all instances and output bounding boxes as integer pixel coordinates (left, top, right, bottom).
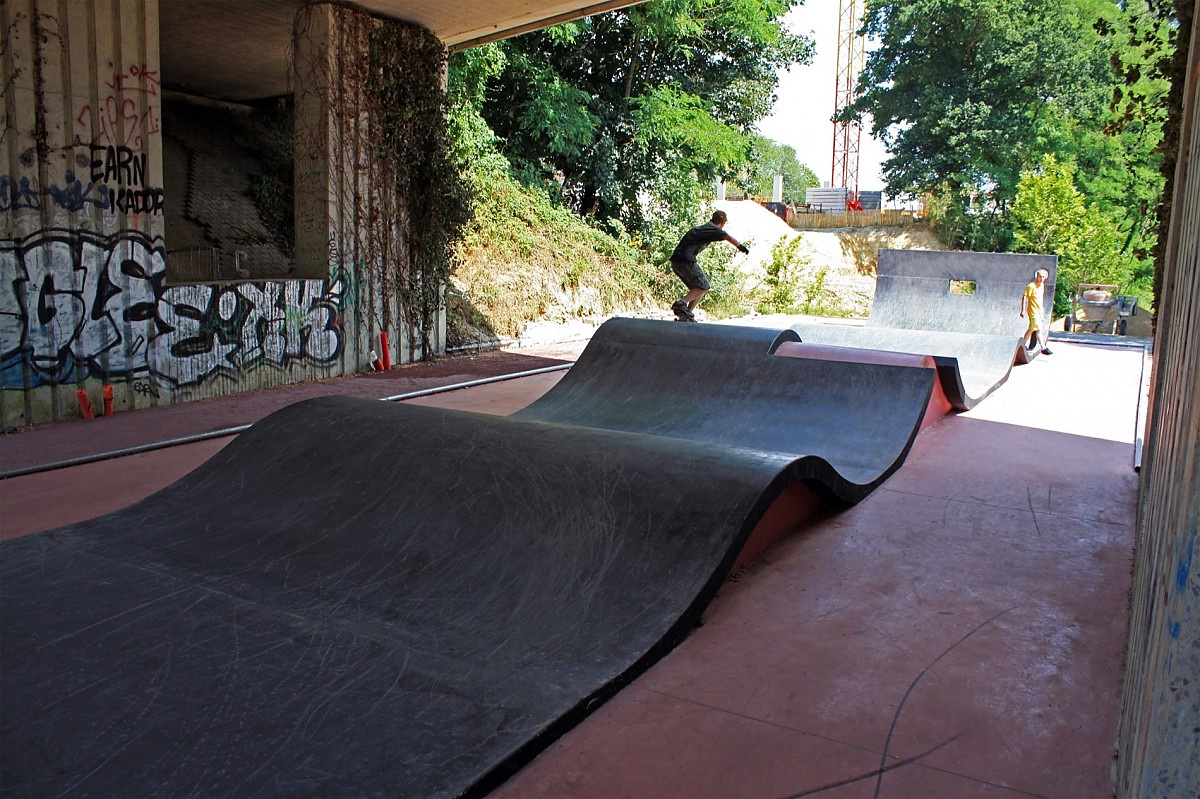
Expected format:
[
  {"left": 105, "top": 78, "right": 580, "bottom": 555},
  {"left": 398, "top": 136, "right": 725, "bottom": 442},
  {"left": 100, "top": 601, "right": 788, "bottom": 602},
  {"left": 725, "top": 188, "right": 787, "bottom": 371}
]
[{"left": 671, "top": 259, "right": 710, "bottom": 291}]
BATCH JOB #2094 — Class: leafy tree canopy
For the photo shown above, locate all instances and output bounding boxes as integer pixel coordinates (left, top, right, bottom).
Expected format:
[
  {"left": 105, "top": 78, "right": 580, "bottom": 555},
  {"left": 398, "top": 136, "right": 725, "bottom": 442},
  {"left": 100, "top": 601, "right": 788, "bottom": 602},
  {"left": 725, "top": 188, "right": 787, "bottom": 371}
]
[
  {"left": 1075, "top": 0, "right": 1174, "bottom": 273},
  {"left": 732, "top": 134, "right": 819, "bottom": 203},
  {"left": 478, "top": 0, "right": 813, "bottom": 241},
  {"left": 845, "top": 0, "right": 1111, "bottom": 203},
  {"left": 1011, "top": 155, "right": 1146, "bottom": 312}
]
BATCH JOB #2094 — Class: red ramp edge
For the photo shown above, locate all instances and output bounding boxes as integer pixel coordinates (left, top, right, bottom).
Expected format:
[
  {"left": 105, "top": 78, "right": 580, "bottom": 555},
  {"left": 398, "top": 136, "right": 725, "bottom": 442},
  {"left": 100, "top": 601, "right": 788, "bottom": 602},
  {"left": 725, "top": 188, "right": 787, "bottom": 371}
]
[
  {"left": 730, "top": 341, "right": 953, "bottom": 574},
  {"left": 773, "top": 341, "right": 953, "bottom": 432},
  {"left": 731, "top": 481, "right": 824, "bottom": 572}
]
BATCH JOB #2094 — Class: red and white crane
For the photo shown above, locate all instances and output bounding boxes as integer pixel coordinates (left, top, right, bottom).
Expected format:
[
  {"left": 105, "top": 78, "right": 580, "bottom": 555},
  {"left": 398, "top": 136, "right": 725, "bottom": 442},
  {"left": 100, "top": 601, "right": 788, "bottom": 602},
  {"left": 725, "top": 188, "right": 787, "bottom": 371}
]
[{"left": 831, "top": 0, "right": 865, "bottom": 209}]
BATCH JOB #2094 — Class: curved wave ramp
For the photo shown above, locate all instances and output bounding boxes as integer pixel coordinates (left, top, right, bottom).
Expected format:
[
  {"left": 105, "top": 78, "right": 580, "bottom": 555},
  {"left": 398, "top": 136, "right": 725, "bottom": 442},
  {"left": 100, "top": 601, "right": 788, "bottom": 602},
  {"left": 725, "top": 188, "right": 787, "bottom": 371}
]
[
  {"left": 0, "top": 318, "right": 934, "bottom": 798},
  {"left": 788, "top": 249, "right": 1058, "bottom": 409}
]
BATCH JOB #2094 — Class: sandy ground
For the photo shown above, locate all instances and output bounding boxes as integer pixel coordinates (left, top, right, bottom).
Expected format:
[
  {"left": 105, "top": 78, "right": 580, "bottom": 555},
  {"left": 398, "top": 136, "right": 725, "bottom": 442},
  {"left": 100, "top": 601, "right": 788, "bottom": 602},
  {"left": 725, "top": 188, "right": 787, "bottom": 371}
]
[{"left": 715, "top": 200, "right": 949, "bottom": 317}]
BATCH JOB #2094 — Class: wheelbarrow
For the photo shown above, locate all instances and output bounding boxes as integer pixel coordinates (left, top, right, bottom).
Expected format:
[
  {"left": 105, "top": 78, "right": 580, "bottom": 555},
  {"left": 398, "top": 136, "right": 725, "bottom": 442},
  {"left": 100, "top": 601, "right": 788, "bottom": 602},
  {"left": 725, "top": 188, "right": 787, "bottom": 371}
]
[{"left": 1064, "top": 283, "right": 1139, "bottom": 335}]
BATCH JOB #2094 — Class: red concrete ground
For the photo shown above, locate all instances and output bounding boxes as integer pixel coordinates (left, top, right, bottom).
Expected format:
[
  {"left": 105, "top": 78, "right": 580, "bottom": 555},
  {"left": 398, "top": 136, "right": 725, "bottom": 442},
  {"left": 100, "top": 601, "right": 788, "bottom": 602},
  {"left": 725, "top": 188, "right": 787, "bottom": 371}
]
[
  {"left": 0, "top": 350, "right": 570, "bottom": 539},
  {"left": 0, "top": 332, "right": 1146, "bottom": 798}
]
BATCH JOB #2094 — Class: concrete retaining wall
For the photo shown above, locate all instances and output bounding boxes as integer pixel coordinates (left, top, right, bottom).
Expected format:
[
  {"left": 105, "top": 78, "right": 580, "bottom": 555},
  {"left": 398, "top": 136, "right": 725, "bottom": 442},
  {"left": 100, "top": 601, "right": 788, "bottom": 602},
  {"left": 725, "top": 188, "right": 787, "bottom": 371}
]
[{"left": 1, "top": 0, "right": 444, "bottom": 428}]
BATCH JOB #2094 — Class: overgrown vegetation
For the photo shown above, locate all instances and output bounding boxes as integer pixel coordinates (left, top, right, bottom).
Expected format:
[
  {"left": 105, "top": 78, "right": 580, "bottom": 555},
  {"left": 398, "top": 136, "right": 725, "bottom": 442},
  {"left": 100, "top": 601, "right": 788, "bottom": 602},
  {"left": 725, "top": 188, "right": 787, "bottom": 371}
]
[
  {"left": 753, "top": 236, "right": 800, "bottom": 314},
  {"left": 843, "top": 0, "right": 1179, "bottom": 311},
  {"left": 476, "top": 1, "right": 812, "bottom": 246},
  {"left": 446, "top": 50, "right": 669, "bottom": 342},
  {"left": 437, "top": 0, "right": 1186, "bottom": 338},
  {"left": 450, "top": 168, "right": 670, "bottom": 342},
  {"left": 750, "top": 236, "right": 849, "bottom": 317},
  {"left": 442, "top": 8, "right": 832, "bottom": 340},
  {"left": 365, "top": 22, "right": 474, "bottom": 355}
]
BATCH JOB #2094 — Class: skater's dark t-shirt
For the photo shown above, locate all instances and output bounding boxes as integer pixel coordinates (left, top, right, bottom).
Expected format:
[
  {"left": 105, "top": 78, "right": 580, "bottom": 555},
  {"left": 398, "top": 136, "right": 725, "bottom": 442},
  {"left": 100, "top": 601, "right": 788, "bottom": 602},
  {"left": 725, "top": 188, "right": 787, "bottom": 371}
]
[{"left": 670, "top": 222, "right": 730, "bottom": 263}]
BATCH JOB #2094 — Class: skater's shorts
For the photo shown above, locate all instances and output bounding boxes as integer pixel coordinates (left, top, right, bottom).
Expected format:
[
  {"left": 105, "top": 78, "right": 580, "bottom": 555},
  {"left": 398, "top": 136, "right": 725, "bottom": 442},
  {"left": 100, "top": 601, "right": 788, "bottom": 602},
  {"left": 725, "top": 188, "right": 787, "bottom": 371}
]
[{"left": 670, "top": 259, "right": 710, "bottom": 291}]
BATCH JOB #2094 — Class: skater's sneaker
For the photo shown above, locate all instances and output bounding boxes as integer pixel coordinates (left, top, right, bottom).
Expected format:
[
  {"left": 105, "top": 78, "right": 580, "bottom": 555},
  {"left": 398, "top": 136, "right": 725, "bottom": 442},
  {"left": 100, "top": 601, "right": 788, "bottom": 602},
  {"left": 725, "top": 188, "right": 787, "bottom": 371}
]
[
  {"left": 1041, "top": 348, "right": 1053, "bottom": 355},
  {"left": 672, "top": 300, "right": 695, "bottom": 321}
]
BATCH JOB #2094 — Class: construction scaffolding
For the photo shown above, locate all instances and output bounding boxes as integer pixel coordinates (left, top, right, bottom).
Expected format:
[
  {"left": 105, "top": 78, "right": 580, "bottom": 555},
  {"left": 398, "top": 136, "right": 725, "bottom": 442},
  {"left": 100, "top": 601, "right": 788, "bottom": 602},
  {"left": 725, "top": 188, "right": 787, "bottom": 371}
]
[{"left": 831, "top": 0, "right": 866, "bottom": 206}]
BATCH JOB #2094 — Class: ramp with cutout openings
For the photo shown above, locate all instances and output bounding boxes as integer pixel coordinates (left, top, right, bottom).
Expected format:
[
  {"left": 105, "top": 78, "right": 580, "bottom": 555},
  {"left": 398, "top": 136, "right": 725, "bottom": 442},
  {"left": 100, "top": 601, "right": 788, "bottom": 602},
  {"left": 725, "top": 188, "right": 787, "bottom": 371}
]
[
  {"left": 0, "top": 318, "right": 936, "bottom": 799},
  {"left": 789, "top": 249, "right": 1057, "bottom": 409}
]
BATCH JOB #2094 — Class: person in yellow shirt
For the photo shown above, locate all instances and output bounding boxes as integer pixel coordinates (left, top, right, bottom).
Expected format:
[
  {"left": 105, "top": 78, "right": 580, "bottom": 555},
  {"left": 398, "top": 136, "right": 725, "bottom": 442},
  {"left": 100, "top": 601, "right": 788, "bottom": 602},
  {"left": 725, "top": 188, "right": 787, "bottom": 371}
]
[{"left": 1020, "top": 268, "right": 1052, "bottom": 355}]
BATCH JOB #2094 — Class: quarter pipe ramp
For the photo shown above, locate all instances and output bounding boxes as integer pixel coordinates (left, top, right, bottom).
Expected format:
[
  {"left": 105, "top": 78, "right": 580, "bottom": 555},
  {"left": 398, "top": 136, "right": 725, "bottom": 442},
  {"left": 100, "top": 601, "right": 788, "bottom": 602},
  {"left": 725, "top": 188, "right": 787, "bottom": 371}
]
[{"left": 789, "top": 249, "right": 1058, "bottom": 409}]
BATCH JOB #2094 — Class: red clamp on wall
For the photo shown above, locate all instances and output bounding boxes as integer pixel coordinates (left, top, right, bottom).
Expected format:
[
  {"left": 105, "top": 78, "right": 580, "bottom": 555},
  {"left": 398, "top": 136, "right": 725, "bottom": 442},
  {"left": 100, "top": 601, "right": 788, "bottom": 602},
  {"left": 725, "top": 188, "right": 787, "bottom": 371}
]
[
  {"left": 102, "top": 385, "right": 114, "bottom": 416},
  {"left": 75, "top": 389, "right": 95, "bottom": 419}
]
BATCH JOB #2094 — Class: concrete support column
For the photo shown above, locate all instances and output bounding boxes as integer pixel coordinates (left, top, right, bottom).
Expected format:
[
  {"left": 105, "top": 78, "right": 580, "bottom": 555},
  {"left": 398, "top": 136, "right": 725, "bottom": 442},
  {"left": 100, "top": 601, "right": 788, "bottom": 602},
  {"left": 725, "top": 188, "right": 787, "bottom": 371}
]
[
  {"left": 292, "top": 2, "right": 447, "bottom": 368},
  {"left": 1, "top": 0, "right": 165, "bottom": 426},
  {"left": 295, "top": 0, "right": 393, "bottom": 367},
  {"left": 291, "top": 3, "right": 338, "bottom": 283}
]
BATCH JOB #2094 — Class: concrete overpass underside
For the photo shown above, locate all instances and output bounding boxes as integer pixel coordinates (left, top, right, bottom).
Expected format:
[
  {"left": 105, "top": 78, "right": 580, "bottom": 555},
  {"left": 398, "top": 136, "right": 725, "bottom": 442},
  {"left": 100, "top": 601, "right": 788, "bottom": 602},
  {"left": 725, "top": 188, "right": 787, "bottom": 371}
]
[{"left": 160, "top": 0, "right": 646, "bottom": 102}]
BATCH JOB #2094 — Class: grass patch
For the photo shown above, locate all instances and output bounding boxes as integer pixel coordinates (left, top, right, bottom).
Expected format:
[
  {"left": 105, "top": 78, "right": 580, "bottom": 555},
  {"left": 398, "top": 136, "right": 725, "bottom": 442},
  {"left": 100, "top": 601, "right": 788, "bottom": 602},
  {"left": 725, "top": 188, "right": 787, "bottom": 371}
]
[{"left": 450, "top": 171, "right": 666, "bottom": 343}]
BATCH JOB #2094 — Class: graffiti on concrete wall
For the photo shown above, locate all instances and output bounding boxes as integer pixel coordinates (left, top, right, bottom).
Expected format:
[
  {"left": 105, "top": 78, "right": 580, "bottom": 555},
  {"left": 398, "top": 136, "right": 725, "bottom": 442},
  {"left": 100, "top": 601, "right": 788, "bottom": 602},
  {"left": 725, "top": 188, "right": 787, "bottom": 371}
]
[
  {"left": 1, "top": 229, "right": 344, "bottom": 391},
  {"left": 152, "top": 278, "right": 344, "bottom": 388},
  {"left": 5, "top": 56, "right": 166, "bottom": 216},
  {"left": 1, "top": 144, "right": 164, "bottom": 215},
  {"left": 86, "top": 144, "right": 163, "bottom": 214},
  {"left": 75, "top": 63, "right": 162, "bottom": 153}
]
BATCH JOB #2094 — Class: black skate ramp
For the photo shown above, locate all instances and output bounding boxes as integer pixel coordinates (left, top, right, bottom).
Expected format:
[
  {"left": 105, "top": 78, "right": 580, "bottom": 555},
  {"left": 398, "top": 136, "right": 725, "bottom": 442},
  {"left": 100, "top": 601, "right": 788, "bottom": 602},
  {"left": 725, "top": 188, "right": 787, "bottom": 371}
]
[
  {"left": 514, "top": 318, "right": 922, "bottom": 496},
  {"left": 771, "top": 340, "right": 953, "bottom": 431},
  {"left": 790, "top": 249, "right": 1058, "bottom": 408},
  {"left": 784, "top": 324, "right": 1021, "bottom": 410},
  {"left": 1, "top": 318, "right": 935, "bottom": 799}
]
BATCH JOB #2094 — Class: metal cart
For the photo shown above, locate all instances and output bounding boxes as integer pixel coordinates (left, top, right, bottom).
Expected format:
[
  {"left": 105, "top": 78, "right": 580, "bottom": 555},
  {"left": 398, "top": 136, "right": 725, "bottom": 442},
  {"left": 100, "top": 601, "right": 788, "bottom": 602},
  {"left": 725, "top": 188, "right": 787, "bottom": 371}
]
[{"left": 1064, "top": 283, "right": 1139, "bottom": 336}]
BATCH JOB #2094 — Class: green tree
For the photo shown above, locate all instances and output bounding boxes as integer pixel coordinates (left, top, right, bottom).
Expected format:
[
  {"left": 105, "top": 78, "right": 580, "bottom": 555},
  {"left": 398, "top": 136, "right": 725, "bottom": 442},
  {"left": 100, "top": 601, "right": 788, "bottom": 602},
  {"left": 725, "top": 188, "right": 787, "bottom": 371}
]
[
  {"left": 480, "top": 0, "right": 812, "bottom": 244},
  {"left": 734, "top": 134, "right": 819, "bottom": 202},
  {"left": 1073, "top": 0, "right": 1175, "bottom": 302},
  {"left": 844, "top": 0, "right": 1111, "bottom": 206},
  {"left": 1011, "top": 155, "right": 1147, "bottom": 314},
  {"left": 446, "top": 44, "right": 511, "bottom": 181}
]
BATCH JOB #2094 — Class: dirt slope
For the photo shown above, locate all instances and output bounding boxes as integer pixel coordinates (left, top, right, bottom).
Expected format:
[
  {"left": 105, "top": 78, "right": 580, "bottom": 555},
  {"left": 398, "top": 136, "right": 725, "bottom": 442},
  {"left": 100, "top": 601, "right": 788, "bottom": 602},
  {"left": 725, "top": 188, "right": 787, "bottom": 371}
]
[{"left": 716, "top": 199, "right": 949, "bottom": 317}]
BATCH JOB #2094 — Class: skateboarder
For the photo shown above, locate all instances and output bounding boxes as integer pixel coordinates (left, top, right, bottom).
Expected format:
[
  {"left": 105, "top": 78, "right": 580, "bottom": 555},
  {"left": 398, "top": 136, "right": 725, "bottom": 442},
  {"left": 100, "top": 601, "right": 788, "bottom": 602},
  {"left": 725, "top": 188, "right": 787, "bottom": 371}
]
[
  {"left": 669, "top": 210, "right": 749, "bottom": 321},
  {"left": 1020, "top": 268, "right": 1052, "bottom": 355}
]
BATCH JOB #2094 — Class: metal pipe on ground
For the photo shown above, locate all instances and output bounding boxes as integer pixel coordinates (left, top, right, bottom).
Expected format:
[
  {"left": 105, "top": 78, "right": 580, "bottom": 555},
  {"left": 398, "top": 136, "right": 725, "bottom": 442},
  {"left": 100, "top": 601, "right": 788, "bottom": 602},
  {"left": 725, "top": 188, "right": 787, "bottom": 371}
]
[{"left": 0, "top": 364, "right": 572, "bottom": 481}]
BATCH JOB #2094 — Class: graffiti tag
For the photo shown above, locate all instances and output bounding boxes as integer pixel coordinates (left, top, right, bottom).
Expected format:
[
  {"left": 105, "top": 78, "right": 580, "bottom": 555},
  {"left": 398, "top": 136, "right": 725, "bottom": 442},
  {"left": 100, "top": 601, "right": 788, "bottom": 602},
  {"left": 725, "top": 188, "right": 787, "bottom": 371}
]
[
  {"left": 2, "top": 166, "right": 163, "bottom": 215},
  {"left": 1, "top": 230, "right": 344, "bottom": 391},
  {"left": 75, "top": 64, "right": 162, "bottom": 152}
]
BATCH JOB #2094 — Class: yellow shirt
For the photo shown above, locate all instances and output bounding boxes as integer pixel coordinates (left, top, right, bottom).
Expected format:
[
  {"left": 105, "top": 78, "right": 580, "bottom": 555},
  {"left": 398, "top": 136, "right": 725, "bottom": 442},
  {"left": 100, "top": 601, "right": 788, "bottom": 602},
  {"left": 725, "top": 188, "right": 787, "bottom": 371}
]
[{"left": 1024, "top": 282, "right": 1044, "bottom": 331}]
